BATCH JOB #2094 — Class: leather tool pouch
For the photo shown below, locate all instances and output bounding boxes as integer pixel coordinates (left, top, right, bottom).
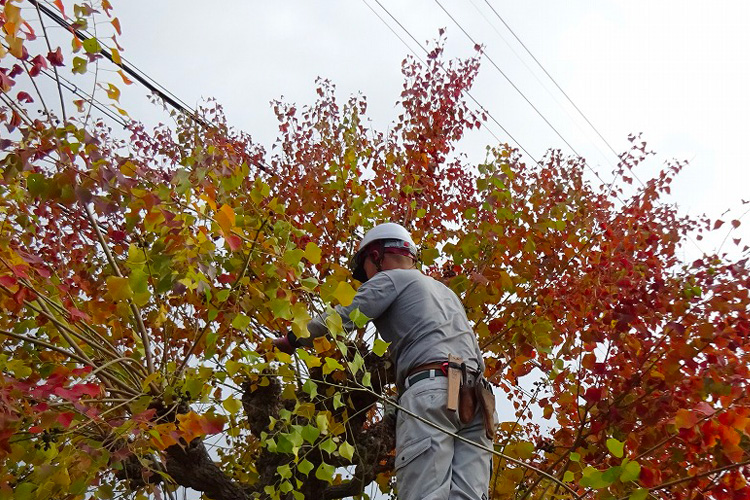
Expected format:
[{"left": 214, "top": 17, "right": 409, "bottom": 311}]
[
  {"left": 458, "top": 372, "right": 477, "bottom": 424},
  {"left": 475, "top": 377, "right": 496, "bottom": 439}
]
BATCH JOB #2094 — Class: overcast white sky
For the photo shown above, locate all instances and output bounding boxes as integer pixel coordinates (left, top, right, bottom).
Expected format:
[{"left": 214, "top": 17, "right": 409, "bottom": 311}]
[{"left": 106, "top": 0, "right": 749, "bottom": 258}]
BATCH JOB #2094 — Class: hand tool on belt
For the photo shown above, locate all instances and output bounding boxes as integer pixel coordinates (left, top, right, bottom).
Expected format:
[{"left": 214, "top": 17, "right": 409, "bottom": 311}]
[{"left": 407, "top": 355, "right": 495, "bottom": 438}]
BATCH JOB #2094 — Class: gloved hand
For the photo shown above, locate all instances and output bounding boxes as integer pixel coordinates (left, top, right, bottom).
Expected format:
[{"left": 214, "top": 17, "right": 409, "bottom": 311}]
[{"left": 272, "top": 332, "right": 298, "bottom": 354}]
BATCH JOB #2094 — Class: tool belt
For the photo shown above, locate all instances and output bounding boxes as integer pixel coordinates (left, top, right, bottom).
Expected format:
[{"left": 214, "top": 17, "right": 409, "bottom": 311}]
[{"left": 407, "top": 356, "right": 496, "bottom": 439}]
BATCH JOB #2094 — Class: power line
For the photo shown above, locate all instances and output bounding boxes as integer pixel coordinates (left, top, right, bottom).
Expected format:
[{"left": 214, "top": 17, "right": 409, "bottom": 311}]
[
  {"left": 29, "top": 0, "right": 275, "bottom": 175},
  {"left": 39, "top": 67, "right": 130, "bottom": 128},
  {"left": 478, "top": 0, "right": 648, "bottom": 196},
  {"left": 30, "top": 0, "right": 204, "bottom": 125},
  {"left": 466, "top": 0, "right": 615, "bottom": 169},
  {"left": 434, "top": 0, "right": 619, "bottom": 189},
  {"left": 482, "top": 0, "right": 622, "bottom": 162},
  {"left": 367, "top": 0, "right": 539, "bottom": 164}
]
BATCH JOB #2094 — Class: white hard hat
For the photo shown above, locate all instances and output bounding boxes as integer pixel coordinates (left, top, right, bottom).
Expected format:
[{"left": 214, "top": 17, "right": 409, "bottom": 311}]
[{"left": 350, "top": 223, "right": 418, "bottom": 282}]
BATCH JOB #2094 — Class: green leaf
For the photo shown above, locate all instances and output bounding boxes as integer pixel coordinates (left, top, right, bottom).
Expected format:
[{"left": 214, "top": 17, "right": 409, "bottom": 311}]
[
  {"left": 300, "top": 277, "right": 318, "bottom": 291},
  {"left": 323, "top": 357, "right": 345, "bottom": 375},
  {"left": 315, "top": 462, "right": 335, "bottom": 483},
  {"left": 569, "top": 452, "right": 581, "bottom": 462},
  {"left": 620, "top": 461, "right": 641, "bottom": 482},
  {"left": 276, "top": 464, "right": 292, "bottom": 479},
  {"left": 347, "top": 352, "right": 365, "bottom": 375},
  {"left": 630, "top": 488, "right": 649, "bottom": 500},
  {"left": 421, "top": 247, "right": 439, "bottom": 265},
  {"left": 372, "top": 338, "right": 390, "bottom": 357},
  {"left": 579, "top": 466, "right": 613, "bottom": 489},
  {"left": 298, "top": 459, "right": 314, "bottom": 476},
  {"left": 601, "top": 466, "right": 621, "bottom": 485},
  {"left": 72, "top": 56, "right": 87, "bottom": 74},
  {"left": 231, "top": 313, "right": 251, "bottom": 330},
  {"left": 27, "top": 173, "right": 46, "bottom": 197},
  {"left": 339, "top": 441, "right": 355, "bottom": 461},
  {"left": 283, "top": 248, "right": 305, "bottom": 267},
  {"left": 607, "top": 438, "right": 624, "bottom": 458},
  {"left": 316, "top": 414, "right": 329, "bottom": 435},
  {"left": 301, "top": 424, "right": 320, "bottom": 444},
  {"left": 13, "top": 483, "right": 35, "bottom": 500},
  {"left": 82, "top": 37, "right": 102, "bottom": 53},
  {"left": 270, "top": 298, "right": 293, "bottom": 320},
  {"left": 320, "top": 438, "right": 336, "bottom": 454},
  {"left": 362, "top": 371, "right": 372, "bottom": 388},
  {"left": 333, "top": 392, "right": 344, "bottom": 409},
  {"left": 349, "top": 307, "right": 370, "bottom": 328},
  {"left": 563, "top": 471, "right": 575, "bottom": 483},
  {"left": 302, "top": 379, "right": 318, "bottom": 399}
]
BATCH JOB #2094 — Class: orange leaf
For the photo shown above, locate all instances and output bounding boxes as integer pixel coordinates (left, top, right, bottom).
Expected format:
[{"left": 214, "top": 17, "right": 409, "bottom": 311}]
[
  {"left": 53, "top": 0, "right": 67, "bottom": 18},
  {"left": 111, "top": 17, "right": 122, "bottom": 35},
  {"left": 216, "top": 204, "right": 235, "bottom": 234},
  {"left": 674, "top": 409, "right": 698, "bottom": 429},
  {"left": 117, "top": 69, "right": 133, "bottom": 85}
]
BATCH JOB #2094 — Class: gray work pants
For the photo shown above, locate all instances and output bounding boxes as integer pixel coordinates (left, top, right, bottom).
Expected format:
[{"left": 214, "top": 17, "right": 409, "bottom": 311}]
[{"left": 395, "top": 374, "right": 492, "bottom": 500}]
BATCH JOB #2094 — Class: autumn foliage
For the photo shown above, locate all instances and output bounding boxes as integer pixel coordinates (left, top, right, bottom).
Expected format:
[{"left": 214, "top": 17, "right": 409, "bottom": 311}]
[{"left": 1, "top": 2, "right": 749, "bottom": 500}]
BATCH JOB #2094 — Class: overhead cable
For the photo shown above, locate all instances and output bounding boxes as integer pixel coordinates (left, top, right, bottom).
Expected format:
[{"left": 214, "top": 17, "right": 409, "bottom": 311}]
[
  {"left": 29, "top": 0, "right": 275, "bottom": 175},
  {"left": 368, "top": 0, "right": 538, "bottom": 164}
]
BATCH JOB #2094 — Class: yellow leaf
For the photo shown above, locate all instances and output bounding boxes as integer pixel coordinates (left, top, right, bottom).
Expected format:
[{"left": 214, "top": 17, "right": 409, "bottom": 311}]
[
  {"left": 291, "top": 302, "right": 312, "bottom": 338},
  {"left": 119, "top": 161, "right": 136, "bottom": 177},
  {"left": 8, "top": 36, "right": 23, "bottom": 58},
  {"left": 226, "top": 359, "right": 241, "bottom": 376},
  {"left": 110, "top": 47, "right": 122, "bottom": 65},
  {"left": 106, "top": 83, "right": 121, "bottom": 102},
  {"left": 140, "top": 371, "right": 160, "bottom": 391},
  {"left": 106, "top": 276, "right": 133, "bottom": 301},
  {"left": 304, "top": 242, "right": 322, "bottom": 265},
  {"left": 4, "top": 4, "right": 21, "bottom": 34},
  {"left": 499, "top": 271, "right": 514, "bottom": 291},
  {"left": 216, "top": 204, "right": 235, "bottom": 234},
  {"left": 332, "top": 281, "right": 357, "bottom": 306},
  {"left": 223, "top": 396, "right": 242, "bottom": 415}
]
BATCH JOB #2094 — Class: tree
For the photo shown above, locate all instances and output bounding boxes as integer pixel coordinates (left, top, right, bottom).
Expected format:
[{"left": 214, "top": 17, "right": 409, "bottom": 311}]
[{"left": 1, "top": 2, "right": 749, "bottom": 499}]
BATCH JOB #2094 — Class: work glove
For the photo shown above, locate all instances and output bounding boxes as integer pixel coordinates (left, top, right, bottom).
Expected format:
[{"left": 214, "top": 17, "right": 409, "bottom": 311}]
[{"left": 272, "top": 331, "right": 299, "bottom": 354}]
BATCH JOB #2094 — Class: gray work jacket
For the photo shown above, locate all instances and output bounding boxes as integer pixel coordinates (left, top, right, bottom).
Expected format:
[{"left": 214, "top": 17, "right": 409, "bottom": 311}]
[{"left": 307, "top": 269, "right": 484, "bottom": 391}]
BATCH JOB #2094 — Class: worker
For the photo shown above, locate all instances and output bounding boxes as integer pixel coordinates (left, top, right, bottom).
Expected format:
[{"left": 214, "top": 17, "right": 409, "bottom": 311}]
[{"left": 274, "top": 222, "right": 494, "bottom": 500}]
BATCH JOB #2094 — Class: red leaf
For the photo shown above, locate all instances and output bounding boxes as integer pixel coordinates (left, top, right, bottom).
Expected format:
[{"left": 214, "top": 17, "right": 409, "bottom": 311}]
[
  {"left": 47, "top": 47, "right": 64, "bottom": 67},
  {"left": 225, "top": 233, "right": 242, "bottom": 251},
  {"left": 731, "top": 219, "right": 741, "bottom": 229},
  {"left": 201, "top": 413, "right": 226, "bottom": 435},
  {"left": 0, "top": 276, "right": 16, "bottom": 287},
  {"left": 57, "top": 412, "right": 75, "bottom": 428},
  {"left": 0, "top": 72, "right": 14, "bottom": 93},
  {"left": 16, "top": 91, "right": 33, "bottom": 103},
  {"left": 67, "top": 306, "right": 91, "bottom": 322},
  {"left": 28, "top": 426, "right": 44, "bottom": 434},
  {"left": 28, "top": 54, "right": 47, "bottom": 77},
  {"left": 75, "top": 383, "right": 102, "bottom": 398},
  {"left": 714, "top": 220, "right": 724, "bottom": 230},
  {"left": 583, "top": 387, "right": 602, "bottom": 403}
]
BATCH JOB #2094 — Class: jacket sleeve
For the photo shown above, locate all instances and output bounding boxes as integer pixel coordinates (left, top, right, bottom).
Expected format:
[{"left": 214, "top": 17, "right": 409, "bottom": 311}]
[{"left": 302, "top": 272, "right": 398, "bottom": 346}]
